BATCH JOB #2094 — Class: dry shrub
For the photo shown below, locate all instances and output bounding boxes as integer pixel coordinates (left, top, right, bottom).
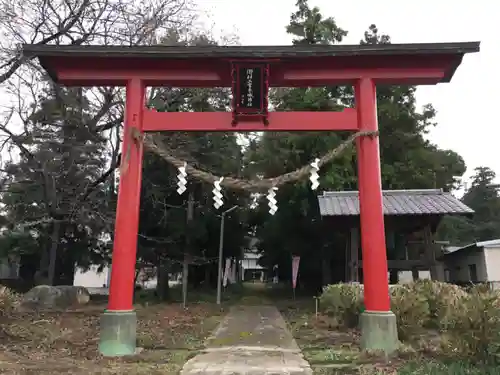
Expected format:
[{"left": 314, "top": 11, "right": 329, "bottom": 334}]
[
  {"left": 442, "top": 285, "right": 500, "bottom": 363},
  {"left": 319, "top": 283, "right": 363, "bottom": 328},
  {"left": 390, "top": 284, "right": 429, "bottom": 340},
  {"left": 411, "top": 279, "right": 468, "bottom": 329},
  {"left": 0, "top": 285, "right": 20, "bottom": 316},
  {"left": 319, "top": 280, "right": 500, "bottom": 359},
  {"left": 320, "top": 283, "right": 429, "bottom": 336}
]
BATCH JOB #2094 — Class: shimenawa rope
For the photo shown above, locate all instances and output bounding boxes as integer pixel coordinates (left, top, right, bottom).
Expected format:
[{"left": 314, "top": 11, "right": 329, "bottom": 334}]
[{"left": 143, "top": 130, "right": 378, "bottom": 192}]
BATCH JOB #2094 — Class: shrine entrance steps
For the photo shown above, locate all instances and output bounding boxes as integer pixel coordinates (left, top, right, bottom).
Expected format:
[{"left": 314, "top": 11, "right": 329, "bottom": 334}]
[{"left": 180, "top": 305, "right": 312, "bottom": 375}]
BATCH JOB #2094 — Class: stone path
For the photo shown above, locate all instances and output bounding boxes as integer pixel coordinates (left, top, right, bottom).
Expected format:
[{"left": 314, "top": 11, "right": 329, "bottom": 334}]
[{"left": 181, "top": 305, "right": 312, "bottom": 375}]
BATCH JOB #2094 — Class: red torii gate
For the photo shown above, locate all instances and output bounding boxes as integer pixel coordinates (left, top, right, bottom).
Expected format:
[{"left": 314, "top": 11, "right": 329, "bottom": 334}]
[{"left": 24, "top": 42, "right": 479, "bottom": 356}]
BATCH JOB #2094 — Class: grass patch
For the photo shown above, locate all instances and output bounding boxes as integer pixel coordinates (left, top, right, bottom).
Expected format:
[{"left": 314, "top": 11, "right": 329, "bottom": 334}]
[
  {"left": 278, "top": 296, "right": 500, "bottom": 375},
  {"left": 0, "top": 299, "right": 225, "bottom": 374},
  {"left": 396, "top": 360, "right": 500, "bottom": 375}
]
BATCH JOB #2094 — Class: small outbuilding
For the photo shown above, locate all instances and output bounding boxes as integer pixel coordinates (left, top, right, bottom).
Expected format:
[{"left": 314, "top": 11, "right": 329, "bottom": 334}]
[
  {"left": 318, "top": 189, "right": 474, "bottom": 283},
  {"left": 442, "top": 239, "right": 500, "bottom": 289}
]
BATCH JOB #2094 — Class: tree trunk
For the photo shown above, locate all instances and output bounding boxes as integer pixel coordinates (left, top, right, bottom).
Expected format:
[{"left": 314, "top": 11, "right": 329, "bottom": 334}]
[
  {"left": 34, "top": 249, "right": 49, "bottom": 285},
  {"left": 54, "top": 247, "right": 76, "bottom": 285},
  {"left": 156, "top": 260, "right": 170, "bottom": 301},
  {"left": 321, "top": 246, "right": 332, "bottom": 286},
  {"left": 34, "top": 220, "right": 60, "bottom": 285},
  {"left": 182, "top": 256, "right": 189, "bottom": 307},
  {"left": 19, "top": 254, "right": 38, "bottom": 288},
  {"left": 204, "top": 264, "right": 210, "bottom": 286},
  {"left": 47, "top": 220, "right": 61, "bottom": 285}
]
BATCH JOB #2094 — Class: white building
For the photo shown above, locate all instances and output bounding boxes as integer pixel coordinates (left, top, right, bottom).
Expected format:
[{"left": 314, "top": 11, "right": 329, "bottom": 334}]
[
  {"left": 73, "top": 265, "right": 159, "bottom": 291},
  {"left": 74, "top": 265, "right": 111, "bottom": 288},
  {"left": 398, "top": 270, "right": 431, "bottom": 283},
  {"left": 442, "top": 239, "right": 500, "bottom": 288},
  {"left": 240, "top": 250, "right": 264, "bottom": 281}
]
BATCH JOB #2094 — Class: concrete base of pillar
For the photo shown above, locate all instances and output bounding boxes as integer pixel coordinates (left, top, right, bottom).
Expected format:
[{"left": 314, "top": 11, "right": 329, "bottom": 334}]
[
  {"left": 360, "top": 310, "right": 399, "bottom": 354},
  {"left": 99, "top": 310, "right": 137, "bottom": 357}
]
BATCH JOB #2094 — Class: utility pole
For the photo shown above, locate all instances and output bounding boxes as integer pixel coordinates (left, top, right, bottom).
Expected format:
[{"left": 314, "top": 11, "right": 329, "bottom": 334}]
[
  {"left": 182, "top": 190, "right": 194, "bottom": 309},
  {"left": 216, "top": 205, "right": 238, "bottom": 305}
]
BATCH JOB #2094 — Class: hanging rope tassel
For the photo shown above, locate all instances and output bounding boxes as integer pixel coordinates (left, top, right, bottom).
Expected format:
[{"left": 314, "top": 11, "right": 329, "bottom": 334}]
[
  {"left": 267, "top": 187, "right": 278, "bottom": 215},
  {"left": 212, "top": 177, "right": 224, "bottom": 209},
  {"left": 177, "top": 162, "right": 188, "bottom": 195},
  {"left": 310, "top": 158, "right": 320, "bottom": 190}
]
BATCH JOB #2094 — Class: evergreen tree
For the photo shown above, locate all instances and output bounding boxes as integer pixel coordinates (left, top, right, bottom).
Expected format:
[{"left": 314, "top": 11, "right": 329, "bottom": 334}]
[
  {"left": 136, "top": 32, "right": 249, "bottom": 299},
  {"left": 438, "top": 167, "right": 500, "bottom": 245},
  {"left": 245, "top": 0, "right": 467, "bottom": 291},
  {"left": 1, "top": 83, "right": 110, "bottom": 285}
]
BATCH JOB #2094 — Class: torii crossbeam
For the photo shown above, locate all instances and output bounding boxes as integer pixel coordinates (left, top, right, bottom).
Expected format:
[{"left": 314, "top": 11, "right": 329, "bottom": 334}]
[{"left": 23, "top": 41, "right": 480, "bottom": 356}]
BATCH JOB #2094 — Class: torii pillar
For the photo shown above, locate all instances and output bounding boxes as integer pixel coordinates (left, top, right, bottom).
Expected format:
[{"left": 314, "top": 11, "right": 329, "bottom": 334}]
[
  {"left": 355, "top": 77, "right": 396, "bottom": 351},
  {"left": 22, "top": 41, "right": 479, "bottom": 356}
]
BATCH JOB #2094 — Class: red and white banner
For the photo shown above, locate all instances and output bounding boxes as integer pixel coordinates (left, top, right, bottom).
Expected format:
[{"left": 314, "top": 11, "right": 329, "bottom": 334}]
[{"left": 292, "top": 256, "right": 301, "bottom": 289}]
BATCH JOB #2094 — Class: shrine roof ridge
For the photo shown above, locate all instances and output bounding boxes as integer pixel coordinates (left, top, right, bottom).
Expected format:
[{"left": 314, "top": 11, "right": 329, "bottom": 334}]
[
  {"left": 22, "top": 42, "right": 480, "bottom": 60},
  {"left": 318, "top": 189, "right": 474, "bottom": 217}
]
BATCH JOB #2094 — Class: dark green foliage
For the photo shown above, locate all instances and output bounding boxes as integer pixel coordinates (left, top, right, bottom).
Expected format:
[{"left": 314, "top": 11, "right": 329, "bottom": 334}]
[
  {"left": 247, "top": 0, "right": 467, "bottom": 291},
  {"left": 135, "top": 33, "right": 249, "bottom": 294},
  {"left": 437, "top": 166, "right": 500, "bottom": 245},
  {"left": 0, "top": 83, "right": 111, "bottom": 284},
  {"left": 0, "top": 0, "right": 492, "bottom": 299}
]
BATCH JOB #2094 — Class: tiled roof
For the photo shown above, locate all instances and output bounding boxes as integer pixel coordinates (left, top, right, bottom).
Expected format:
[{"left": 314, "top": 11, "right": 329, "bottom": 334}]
[
  {"left": 318, "top": 189, "right": 474, "bottom": 217},
  {"left": 22, "top": 42, "right": 480, "bottom": 60}
]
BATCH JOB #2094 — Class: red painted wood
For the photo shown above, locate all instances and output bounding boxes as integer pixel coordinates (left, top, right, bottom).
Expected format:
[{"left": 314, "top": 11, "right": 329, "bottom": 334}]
[
  {"left": 56, "top": 67, "right": 222, "bottom": 87},
  {"left": 56, "top": 67, "right": 446, "bottom": 87},
  {"left": 107, "top": 78, "right": 145, "bottom": 311},
  {"left": 355, "top": 78, "right": 391, "bottom": 312},
  {"left": 142, "top": 109, "right": 358, "bottom": 132},
  {"left": 47, "top": 53, "right": 459, "bottom": 87},
  {"left": 281, "top": 68, "right": 445, "bottom": 86},
  {"left": 50, "top": 47, "right": 467, "bottom": 315}
]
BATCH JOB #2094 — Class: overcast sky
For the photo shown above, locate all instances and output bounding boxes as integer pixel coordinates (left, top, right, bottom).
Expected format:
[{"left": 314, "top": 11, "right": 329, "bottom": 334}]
[{"left": 195, "top": 0, "right": 496, "bottom": 188}]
